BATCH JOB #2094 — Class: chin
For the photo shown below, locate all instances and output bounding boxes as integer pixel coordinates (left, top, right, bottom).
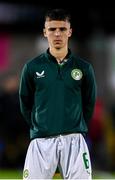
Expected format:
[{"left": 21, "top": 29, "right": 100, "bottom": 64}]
[{"left": 54, "top": 45, "right": 62, "bottom": 49}]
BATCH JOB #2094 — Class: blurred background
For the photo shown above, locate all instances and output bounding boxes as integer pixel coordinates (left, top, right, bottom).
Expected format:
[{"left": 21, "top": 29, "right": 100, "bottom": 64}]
[{"left": 0, "top": 0, "right": 115, "bottom": 178}]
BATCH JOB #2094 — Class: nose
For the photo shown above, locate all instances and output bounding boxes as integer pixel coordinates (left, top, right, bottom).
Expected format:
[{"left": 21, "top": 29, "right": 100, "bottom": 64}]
[{"left": 55, "top": 29, "right": 61, "bottom": 36}]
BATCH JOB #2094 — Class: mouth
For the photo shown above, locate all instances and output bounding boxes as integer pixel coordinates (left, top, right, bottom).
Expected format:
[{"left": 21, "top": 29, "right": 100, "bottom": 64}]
[{"left": 54, "top": 40, "right": 62, "bottom": 44}]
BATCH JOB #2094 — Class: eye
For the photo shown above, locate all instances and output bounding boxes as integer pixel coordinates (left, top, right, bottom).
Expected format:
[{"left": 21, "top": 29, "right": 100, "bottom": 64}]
[
  {"left": 48, "top": 28, "right": 56, "bottom": 31},
  {"left": 59, "top": 27, "right": 67, "bottom": 31}
]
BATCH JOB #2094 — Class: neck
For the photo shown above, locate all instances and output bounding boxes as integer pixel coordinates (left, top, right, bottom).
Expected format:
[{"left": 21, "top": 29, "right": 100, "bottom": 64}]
[{"left": 49, "top": 47, "right": 68, "bottom": 63}]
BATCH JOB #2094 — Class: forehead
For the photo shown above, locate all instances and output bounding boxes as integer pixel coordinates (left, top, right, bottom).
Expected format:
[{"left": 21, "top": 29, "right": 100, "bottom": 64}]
[{"left": 44, "top": 20, "right": 71, "bottom": 28}]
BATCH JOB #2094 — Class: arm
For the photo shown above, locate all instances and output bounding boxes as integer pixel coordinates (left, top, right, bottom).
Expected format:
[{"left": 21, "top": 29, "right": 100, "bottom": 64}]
[
  {"left": 81, "top": 64, "right": 97, "bottom": 126},
  {"left": 19, "top": 64, "right": 34, "bottom": 127}
]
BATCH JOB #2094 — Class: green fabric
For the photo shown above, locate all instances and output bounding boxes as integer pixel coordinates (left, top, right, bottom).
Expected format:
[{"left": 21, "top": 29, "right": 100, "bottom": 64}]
[{"left": 19, "top": 50, "right": 97, "bottom": 139}]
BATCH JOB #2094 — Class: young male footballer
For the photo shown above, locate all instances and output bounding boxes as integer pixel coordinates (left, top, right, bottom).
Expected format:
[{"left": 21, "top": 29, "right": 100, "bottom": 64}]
[{"left": 19, "top": 8, "right": 97, "bottom": 179}]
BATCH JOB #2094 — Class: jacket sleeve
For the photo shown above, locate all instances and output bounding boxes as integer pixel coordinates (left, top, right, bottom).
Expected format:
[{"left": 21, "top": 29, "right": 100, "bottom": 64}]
[
  {"left": 81, "top": 64, "right": 97, "bottom": 126},
  {"left": 19, "top": 64, "right": 34, "bottom": 127}
]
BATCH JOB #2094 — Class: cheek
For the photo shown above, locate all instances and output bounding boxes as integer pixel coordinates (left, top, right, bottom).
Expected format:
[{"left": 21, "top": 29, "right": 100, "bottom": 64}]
[
  {"left": 47, "top": 36, "right": 54, "bottom": 44},
  {"left": 46, "top": 33, "right": 53, "bottom": 38},
  {"left": 63, "top": 34, "right": 70, "bottom": 41}
]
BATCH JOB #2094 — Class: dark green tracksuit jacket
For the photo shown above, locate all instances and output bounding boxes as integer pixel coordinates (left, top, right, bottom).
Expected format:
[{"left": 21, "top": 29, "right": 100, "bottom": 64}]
[{"left": 19, "top": 49, "right": 97, "bottom": 139}]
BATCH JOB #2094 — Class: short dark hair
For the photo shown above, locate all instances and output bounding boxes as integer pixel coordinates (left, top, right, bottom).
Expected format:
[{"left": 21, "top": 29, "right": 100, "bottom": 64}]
[{"left": 44, "top": 9, "right": 71, "bottom": 23}]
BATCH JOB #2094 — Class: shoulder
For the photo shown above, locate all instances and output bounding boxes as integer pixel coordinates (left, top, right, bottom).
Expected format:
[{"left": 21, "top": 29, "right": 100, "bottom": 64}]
[
  {"left": 72, "top": 54, "right": 95, "bottom": 78},
  {"left": 22, "top": 53, "right": 46, "bottom": 74},
  {"left": 73, "top": 54, "right": 92, "bottom": 69},
  {"left": 26, "top": 53, "right": 46, "bottom": 67},
  {"left": 20, "top": 53, "right": 46, "bottom": 76}
]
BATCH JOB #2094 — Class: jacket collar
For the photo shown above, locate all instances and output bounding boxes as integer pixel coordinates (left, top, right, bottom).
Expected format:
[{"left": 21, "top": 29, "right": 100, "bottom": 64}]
[{"left": 45, "top": 48, "right": 72, "bottom": 64}]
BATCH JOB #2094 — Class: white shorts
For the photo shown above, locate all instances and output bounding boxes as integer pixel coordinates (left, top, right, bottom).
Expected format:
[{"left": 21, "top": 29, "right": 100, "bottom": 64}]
[{"left": 23, "top": 133, "right": 92, "bottom": 179}]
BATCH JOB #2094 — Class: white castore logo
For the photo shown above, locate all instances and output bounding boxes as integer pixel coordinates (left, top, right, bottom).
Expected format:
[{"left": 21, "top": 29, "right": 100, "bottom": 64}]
[{"left": 36, "top": 71, "right": 45, "bottom": 78}]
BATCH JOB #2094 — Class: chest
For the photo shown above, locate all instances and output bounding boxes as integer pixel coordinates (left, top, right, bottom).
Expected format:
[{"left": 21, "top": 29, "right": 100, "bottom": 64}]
[{"left": 32, "top": 63, "right": 83, "bottom": 91}]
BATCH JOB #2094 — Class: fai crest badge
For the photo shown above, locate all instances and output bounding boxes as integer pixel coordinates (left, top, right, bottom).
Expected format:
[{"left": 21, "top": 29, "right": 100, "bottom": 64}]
[
  {"left": 71, "top": 69, "right": 83, "bottom": 80},
  {"left": 23, "top": 169, "right": 29, "bottom": 178}
]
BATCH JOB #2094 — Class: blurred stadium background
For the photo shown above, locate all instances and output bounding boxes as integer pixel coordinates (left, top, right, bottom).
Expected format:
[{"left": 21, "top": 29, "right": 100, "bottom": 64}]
[{"left": 0, "top": 0, "right": 115, "bottom": 179}]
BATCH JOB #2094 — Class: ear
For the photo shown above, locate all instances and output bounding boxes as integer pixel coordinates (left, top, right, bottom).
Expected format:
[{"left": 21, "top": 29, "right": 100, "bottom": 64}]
[
  {"left": 43, "top": 28, "right": 47, "bottom": 37},
  {"left": 68, "top": 28, "right": 72, "bottom": 37}
]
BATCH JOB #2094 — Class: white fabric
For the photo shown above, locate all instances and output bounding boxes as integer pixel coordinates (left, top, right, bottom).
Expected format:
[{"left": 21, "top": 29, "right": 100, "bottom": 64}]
[{"left": 23, "top": 133, "right": 92, "bottom": 179}]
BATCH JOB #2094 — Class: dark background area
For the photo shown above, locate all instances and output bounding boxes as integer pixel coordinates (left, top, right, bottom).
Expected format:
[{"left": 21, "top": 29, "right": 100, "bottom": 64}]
[{"left": 0, "top": 1, "right": 115, "bottom": 39}]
